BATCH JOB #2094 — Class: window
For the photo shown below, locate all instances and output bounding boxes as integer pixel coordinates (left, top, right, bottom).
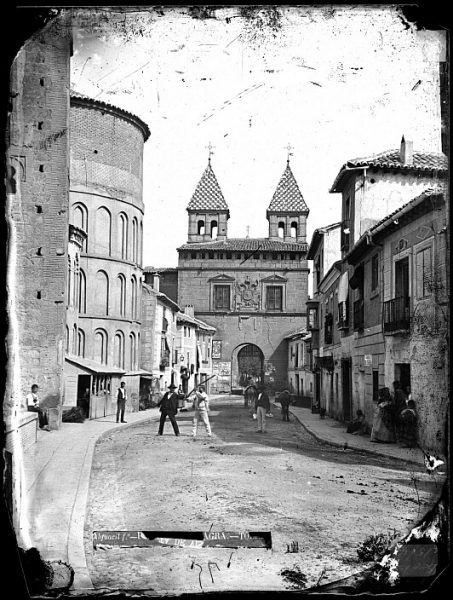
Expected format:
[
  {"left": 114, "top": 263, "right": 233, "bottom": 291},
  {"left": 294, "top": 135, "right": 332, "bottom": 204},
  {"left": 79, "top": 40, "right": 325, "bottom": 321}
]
[
  {"left": 278, "top": 221, "right": 285, "bottom": 238},
  {"left": 73, "top": 203, "right": 88, "bottom": 251},
  {"left": 130, "top": 332, "right": 137, "bottom": 369},
  {"left": 290, "top": 221, "right": 298, "bottom": 238},
  {"left": 116, "top": 275, "right": 126, "bottom": 317},
  {"left": 266, "top": 286, "right": 283, "bottom": 311},
  {"left": 214, "top": 285, "right": 230, "bottom": 310},
  {"left": 94, "top": 329, "right": 108, "bottom": 364},
  {"left": 118, "top": 213, "right": 128, "bottom": 259},
  {"left": 131, "top": 218, "right": 138, "bottom": 263},
  {"left": 371, "top": 254, "right": 379, "bottom": 291},
  {"left": 78, "top": 269, "right": 86, "bottom": 313},
  {"left": 416, "top": 246, "right": 432, "bottom": 299},
  {"left": 67, "top": 256, "right": 72, "bottom": 306},
  {"left": 131, "top": 275, "right": 137, "bottom": 319},
  {"left": 197, "top": 220, "right": 205, "bottom": 235},
  {"left": 211, "top": 220, "right": 218, "bottom": 239},
  {"left": 114, "top": 332, "right": 125, "bottom": 368},
  {"left": 94, "top": 207, "right": 111, "bottom": 255},
  {"left": 77, "top": 329, "right": 85, "bottom": 357},
  {"left": 95, "top": 270, "right": 109, "bottom": 315}
]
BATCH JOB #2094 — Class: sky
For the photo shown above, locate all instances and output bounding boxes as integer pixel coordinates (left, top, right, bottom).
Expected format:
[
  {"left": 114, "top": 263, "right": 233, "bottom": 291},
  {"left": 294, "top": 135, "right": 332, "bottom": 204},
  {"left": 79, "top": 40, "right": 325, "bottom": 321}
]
[{"left": 70, "top": 5, "right": 445, "bottom": 269}]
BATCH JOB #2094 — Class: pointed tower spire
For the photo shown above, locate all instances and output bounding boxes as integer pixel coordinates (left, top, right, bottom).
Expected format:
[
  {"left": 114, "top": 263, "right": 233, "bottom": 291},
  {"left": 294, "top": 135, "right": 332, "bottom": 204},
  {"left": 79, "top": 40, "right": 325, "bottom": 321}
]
[
  {"left": 186, "top": 159, "right": 230, "bottom": 242},
  {"left": 267, "top": 159, "right": 309, "bottom": 243}
]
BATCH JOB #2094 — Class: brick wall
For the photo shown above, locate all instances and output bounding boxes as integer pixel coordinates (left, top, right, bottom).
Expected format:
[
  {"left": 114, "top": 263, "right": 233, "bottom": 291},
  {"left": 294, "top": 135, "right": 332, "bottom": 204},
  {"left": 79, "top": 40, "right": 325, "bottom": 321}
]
[{"left": 6, "top": 17, "right": 71, "bottom": 414}]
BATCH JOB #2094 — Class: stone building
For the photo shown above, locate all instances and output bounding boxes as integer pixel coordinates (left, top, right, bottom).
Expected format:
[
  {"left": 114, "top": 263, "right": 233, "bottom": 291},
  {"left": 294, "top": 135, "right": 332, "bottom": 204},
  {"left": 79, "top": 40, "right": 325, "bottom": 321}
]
[
  {"left": 141, "top": 275, "right": 180, "bottom": 406},
  {"left": 64, "top": 93, "right": 150, "bottom": 417},
  {"left": 4, "top": 14, "right": 72, "bottom": 541},
  {"left": 158, "top": 157, "right": 310, "bottom": 394},
  {"left": 306, "top": 138, "right": 448, "bottom": 451},
  {"left": 346, "top": 189, "right": 448, "bottom": 454},
  {"left": 285, "top": 329, "right": 314, "bottom": 406}
]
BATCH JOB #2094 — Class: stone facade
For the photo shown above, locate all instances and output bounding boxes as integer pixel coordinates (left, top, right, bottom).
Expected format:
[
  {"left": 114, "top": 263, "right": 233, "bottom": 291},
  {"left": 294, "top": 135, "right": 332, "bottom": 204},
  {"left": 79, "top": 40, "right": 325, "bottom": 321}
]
[
  {"left": 64, "top": 94, "right": 150, "bottom": 416},
  {"left": 169, "top": 159, "right": 310, "bottom": 394}
]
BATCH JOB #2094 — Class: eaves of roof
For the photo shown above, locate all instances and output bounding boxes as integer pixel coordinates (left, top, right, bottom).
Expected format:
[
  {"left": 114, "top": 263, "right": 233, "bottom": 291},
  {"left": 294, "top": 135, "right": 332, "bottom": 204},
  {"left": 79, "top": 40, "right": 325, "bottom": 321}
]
[
  {"left": 177, "top": 238, "right": 308, "bottom": 252},
  {"left": 346, "top": 189, "right": 445, "bottom": 264},
  {"left": 330, "top": 150, "right": 448, "bottom": 193},
  {"left": 70, "top": 92, "right": 150, "bottom": 141}
]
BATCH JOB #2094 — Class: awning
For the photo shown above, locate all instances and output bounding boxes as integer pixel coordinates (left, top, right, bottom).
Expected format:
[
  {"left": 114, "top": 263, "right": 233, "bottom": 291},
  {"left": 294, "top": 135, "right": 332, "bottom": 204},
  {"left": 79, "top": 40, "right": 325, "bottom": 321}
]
[
  {"left": 124, "top": 369, "right": 154, "bottom": 378},
  {"left": 338, "top": 272, "right": 349, "bottom": 303},
  {"left": 65, "top": 356, "right": 126, "bottom": 375}
]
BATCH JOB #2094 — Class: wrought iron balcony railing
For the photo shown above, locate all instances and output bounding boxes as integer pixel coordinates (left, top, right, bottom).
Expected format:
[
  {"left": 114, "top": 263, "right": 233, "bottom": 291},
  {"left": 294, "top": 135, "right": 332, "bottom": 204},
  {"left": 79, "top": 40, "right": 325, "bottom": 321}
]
[{"left": 383, "top": 296, "right": 410, "bottom": 333}]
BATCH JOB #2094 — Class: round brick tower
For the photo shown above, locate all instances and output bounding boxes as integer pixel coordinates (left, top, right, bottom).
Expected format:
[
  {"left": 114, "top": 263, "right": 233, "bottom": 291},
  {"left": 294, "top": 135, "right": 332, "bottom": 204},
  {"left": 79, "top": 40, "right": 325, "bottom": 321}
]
[{"left": 65, "top": 93, "right": 150, "bottom": 417}]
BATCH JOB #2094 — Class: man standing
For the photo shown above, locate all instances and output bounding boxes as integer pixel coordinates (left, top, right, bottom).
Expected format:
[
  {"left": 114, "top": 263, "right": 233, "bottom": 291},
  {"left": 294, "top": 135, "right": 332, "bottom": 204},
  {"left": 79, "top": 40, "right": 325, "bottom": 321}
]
[
  {"left": 277, "top": 389, "right": 291, "bottom": 422},
  {"left": 26, "top": 384, "right": 50, "bottom": 430},
  {"left": 157, "top": 384, "right": 180, "bottom": 436},
  {"left": 192, "top": 385, "right": 212, "bottom": 440},
  {"left": 255, "top": 385, "right": 270, "bottom": 433},
  {"left": 116, "top": 381, "right": 127, "bottom": 423}
]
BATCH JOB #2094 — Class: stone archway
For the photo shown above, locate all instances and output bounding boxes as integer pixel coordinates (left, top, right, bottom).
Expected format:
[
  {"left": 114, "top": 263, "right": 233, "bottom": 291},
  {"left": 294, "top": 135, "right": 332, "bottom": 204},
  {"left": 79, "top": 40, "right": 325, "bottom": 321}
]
[{"left": 231, "top": 343, "right": 264, "bottom": 390}]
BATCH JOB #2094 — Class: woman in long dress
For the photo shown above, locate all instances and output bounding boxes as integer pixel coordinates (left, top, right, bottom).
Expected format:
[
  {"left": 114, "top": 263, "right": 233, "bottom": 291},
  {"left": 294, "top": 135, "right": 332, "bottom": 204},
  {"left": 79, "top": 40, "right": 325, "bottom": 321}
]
[{"left": 370, "top": 387, "right": 396, "bottom": 443}]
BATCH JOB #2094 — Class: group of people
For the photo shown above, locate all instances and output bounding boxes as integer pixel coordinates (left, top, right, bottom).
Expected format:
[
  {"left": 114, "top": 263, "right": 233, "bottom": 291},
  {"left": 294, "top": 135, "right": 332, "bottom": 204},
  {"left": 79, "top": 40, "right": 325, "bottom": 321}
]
[
  {"left": 156, "top": 383, "right": 212, "bottom": 440},
  {"left": 370, "top": 381, "right": 418, "bottom": 447}
]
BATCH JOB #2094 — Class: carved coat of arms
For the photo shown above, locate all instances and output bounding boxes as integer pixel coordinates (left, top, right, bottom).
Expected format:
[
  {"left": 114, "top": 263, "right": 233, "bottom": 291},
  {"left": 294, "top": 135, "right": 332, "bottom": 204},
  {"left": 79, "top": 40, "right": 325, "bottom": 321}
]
[{"left": 235, "top": 276, "right": 260, "bottom": 311}]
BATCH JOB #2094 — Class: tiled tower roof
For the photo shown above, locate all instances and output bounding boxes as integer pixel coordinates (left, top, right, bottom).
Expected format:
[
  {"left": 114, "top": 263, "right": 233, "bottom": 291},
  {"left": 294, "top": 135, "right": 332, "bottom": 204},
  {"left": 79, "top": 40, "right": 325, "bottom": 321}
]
[
  {"left": 267, "top": 163, "right": 309, "bottom": 214},
  {"left": 187, "top": 162, "right": 229, "bottom": 213}
]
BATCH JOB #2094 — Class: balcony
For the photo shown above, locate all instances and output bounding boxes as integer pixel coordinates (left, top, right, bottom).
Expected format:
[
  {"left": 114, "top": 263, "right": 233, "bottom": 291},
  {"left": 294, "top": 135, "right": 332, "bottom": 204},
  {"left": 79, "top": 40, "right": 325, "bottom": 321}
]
[
  {"left": 324, "top": 313, "right": 333, "bottom": 344},
  {"left": 353, "top": 299, "right": 364, "bottom": 330},
  {"left": 383, "top": 296, "right": 410, "bottom": 333}
]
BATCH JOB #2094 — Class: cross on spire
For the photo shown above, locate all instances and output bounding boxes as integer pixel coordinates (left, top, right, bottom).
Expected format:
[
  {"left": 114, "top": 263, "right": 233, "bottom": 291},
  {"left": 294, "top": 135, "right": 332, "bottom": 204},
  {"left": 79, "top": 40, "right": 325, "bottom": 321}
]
[
  {"left": 284, "top": 142, "right": 294, "bottom": 164},
  {"left": 206, "top": 142, "right": 215, "bottom": 164}
]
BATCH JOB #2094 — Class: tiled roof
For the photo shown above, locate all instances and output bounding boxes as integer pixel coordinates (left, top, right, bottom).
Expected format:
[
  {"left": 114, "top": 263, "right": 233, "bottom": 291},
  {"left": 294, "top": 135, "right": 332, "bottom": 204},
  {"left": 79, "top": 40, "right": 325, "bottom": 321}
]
[
  {"left": 187, "top": 162, "right": 229, "bottom": 212},
  {"left": 267, "top": 163, "right": 309, "bottom": 213},
  {"left": 346, "top": 187, "right": 445, "bottom": 262},
  {"left": 70, "top": 91, "right": 150, "bottom": 141},
  {"left": 330, "top": 149, "right": 448, "bottom": 192},
  {"left": 177, "top": 238, "right": 308, "bottom": 252}
]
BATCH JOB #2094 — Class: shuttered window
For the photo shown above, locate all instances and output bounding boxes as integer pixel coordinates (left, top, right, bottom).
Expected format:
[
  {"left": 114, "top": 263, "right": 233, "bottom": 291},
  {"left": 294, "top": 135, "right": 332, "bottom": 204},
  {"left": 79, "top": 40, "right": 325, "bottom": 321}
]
[
  {"left": 214, "top": 285, "right": 230, "bottom": 310},
  {"left": 416, "top": 246, "right": 432, "bottom": 299},
  {"left": 266, "top": 286, "right": 283, "bottom": 310}
]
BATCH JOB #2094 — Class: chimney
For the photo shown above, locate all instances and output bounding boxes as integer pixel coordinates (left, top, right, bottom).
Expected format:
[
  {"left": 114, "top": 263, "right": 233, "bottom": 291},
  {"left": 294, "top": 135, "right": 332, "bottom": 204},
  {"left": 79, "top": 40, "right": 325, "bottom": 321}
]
[
  {"left": 400, "top": 136, "right": 413, "bottom": 166},
  {"left": 184, "top": 305, "right": 194, "bottom": 318},
  {"left": 153, "top": 273, "right": 160, "bottom": 292}
]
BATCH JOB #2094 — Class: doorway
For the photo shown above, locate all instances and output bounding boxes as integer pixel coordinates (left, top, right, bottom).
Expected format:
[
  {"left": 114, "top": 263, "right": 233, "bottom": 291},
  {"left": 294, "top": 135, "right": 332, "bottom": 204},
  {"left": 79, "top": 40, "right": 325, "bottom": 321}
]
[
  {"left": 395, "top": 363, "right": 411, "bottom": 390},
  {"left": 341, "top": 358, "right": 352, "bottom": 421},
  {"left": 77, "top": 374, "right": 91, "bottom": 418},
  {"left": 236, "top": 344, "right": 264, "bottom": 388}
]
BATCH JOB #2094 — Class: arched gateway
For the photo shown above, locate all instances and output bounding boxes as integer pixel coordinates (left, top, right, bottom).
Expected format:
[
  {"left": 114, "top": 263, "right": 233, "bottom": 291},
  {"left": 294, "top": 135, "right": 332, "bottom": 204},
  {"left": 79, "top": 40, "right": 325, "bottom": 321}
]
[{"left": 231, "top": 343, "right": 264, "bottom": 390}]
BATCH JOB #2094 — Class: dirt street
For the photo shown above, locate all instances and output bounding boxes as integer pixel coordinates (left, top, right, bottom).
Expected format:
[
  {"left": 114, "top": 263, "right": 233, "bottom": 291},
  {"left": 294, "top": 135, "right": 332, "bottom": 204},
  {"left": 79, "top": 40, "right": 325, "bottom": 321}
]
[{"left": 84, "top": 395, "right": 444, "bottom": 594}]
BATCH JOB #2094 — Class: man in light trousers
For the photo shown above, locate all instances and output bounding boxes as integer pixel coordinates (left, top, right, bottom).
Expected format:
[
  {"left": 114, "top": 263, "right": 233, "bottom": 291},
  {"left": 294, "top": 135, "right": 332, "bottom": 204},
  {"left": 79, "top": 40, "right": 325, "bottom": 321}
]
[
  {"left": 192, "top": 385, "right": 212, "bottom": 440},
  {"left": 255, "top": 385, "right": 271, "bottom": 433}
]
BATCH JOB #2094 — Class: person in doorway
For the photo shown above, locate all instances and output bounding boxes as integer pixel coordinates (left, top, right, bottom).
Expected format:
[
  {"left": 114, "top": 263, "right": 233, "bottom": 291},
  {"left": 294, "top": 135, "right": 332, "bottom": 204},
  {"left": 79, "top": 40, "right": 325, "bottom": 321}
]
[
  {"left": 191, "top": 385, "right": 211, "bottom": 440},
  {"left": 116, "top": 381, "right": 127, "bottom": 423},
  {"left": 157, "top": 384, "right": 180, "bottom": 436},
  {"left": 370, "top": 387, "right": 396, "bottom": 443},
  {"left": 398, "top": 400, "right": 418, "bottom": 448},
  {"left": 26, "top": 384, "right": 50, "bottom": 430},
  {"left": 255, "top": 385, "right": 270, "bottom": 433},
  {"left": 277, "top": 389, "right": 291, "bottom": 422}
]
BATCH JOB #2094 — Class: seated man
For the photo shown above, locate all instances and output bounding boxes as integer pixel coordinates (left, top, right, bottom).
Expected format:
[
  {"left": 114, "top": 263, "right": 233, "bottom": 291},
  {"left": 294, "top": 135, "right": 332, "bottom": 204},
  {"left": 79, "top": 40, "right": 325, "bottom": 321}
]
[{"left": 26, "top": 384, "right": 50, "bottom": 431}]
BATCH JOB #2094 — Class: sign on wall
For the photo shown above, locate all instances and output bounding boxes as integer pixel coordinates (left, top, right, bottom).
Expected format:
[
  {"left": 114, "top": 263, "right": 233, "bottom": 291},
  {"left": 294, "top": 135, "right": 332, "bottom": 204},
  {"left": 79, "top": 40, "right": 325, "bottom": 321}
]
[
  {"left": 364, "top": 355, "right": 372, "bottom": 367},
  {"left": 212, "top": 340, "right": 222, "bottom": 359},
  {"left": 213, "top": 361, "right": 231, "bottom": 376}
]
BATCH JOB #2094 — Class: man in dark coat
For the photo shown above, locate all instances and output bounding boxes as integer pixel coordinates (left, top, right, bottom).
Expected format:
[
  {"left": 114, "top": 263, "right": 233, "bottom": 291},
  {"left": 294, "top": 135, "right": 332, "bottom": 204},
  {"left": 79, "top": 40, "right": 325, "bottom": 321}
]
[
  {"left": 157, "top": 384, "right": 180, "bottom": 436},
  {"left": 277, "top": 389, "right": 291, "bottom": 422}
]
